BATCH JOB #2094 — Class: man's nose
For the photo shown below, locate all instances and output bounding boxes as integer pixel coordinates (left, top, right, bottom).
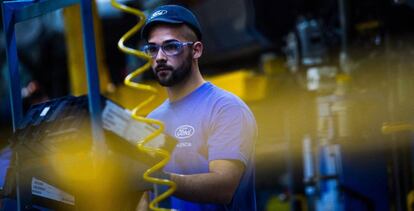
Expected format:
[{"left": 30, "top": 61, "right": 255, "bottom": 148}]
[{"left": 155, "top": 47, "right": 167, "bottom": 62}]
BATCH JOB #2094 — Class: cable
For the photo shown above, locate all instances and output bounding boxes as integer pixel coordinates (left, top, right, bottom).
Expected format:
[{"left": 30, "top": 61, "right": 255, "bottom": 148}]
[{"left": 110, "top": 1, "right": 176, "bottom": 210}]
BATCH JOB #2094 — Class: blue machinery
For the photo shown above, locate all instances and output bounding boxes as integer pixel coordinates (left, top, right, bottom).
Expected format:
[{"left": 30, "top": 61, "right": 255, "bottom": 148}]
[
  {"left": 1, "top": 0, "right": 105, "bottom": 148},
  {"left": 302, "top": 77, "right": 391, "bottom": 211},
  {"left": 2, "top": 0, "right": 105, "bottom": 210}
]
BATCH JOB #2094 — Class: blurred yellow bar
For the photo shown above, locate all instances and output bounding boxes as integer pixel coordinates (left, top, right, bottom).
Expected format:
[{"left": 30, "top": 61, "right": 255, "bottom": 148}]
[
  {"left": 63, "top": 1, "right": 111, "bottom": 96},
  {"left": 207, "top": 70, "right": 267, "bottom": 102}
]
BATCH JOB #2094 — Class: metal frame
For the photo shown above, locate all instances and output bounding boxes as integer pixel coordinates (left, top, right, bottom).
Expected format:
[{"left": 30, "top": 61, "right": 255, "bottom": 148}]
[
  {"left": 2, "top": 1, "right": 105, "bottom": 209},
  {"left": 1, "top": 0, "right": 104, "bottom": 143}
]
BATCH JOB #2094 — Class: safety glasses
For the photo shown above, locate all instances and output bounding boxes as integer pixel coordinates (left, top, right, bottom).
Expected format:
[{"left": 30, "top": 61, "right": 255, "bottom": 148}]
[{"left": 143, "top": 41, "right": 194, "bottom": 58}]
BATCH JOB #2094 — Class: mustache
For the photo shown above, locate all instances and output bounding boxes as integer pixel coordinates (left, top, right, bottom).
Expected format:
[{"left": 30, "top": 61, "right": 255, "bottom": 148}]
[{"left": 155, "top": 64, "right": 173, "bottom": 72}]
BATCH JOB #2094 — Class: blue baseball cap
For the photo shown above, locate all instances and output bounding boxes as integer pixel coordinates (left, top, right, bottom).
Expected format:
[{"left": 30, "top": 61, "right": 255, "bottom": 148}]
[{"left": 142, "top": 5, "right": 202, "bottom": 41}]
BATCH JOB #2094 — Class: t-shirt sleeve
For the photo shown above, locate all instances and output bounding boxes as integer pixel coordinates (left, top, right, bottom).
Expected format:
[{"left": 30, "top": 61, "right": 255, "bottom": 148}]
[{"left": 207, "top": 104, "right": 257, "bottom": 166}]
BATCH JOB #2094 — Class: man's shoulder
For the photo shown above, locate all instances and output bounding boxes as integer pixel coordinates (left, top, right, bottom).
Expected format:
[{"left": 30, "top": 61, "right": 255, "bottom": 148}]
[
  {"left": 207, "top": 84, "right": 247, "bottom": 107},
  {"left": 207, "top": 84, "right": 256, "bottom": 124},
  {"left": 210, "top": 85, "right": 244, "bottom": 103},
  {"left": 147, "top": 100, "right": 169, "bottom": 118}
]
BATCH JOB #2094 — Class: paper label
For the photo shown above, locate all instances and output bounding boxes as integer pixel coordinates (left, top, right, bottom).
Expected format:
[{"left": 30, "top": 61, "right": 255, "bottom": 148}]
[
  {"left": 31, "top": 177, "right": 75, "bottom": 206},
  {"left": 102, "top": 100, "right": 166, "bottom": 148}
]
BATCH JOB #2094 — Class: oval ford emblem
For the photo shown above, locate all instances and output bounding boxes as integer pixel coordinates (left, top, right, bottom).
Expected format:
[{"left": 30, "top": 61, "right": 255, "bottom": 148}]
[
  {"left": 151, "top": 10, "right": 167, "bottom": 19},
  {"left": 175, "top": 125, "right": 195, "bottom": 139}
]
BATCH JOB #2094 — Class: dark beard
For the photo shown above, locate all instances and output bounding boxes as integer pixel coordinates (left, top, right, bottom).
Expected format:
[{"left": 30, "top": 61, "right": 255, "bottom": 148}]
[{"left": 156, "top": 54, "right": 192, "bottom": 87}]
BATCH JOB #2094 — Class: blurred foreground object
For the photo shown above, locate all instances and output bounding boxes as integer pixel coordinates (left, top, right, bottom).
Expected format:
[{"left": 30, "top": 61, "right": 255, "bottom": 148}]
[{"left": 0, "top": 95, "right": 176, "bottom": 210}]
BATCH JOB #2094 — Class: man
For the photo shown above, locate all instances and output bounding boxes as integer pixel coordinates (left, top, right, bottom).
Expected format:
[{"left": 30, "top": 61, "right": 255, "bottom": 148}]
[{"left": 139, "top": 4, "right": 257, "bottom": 211}]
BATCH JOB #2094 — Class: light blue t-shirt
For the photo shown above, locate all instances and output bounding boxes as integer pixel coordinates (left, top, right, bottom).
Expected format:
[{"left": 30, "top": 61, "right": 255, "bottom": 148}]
[{"left": 148, "top": 82, "right": 257, "bottom": 211}]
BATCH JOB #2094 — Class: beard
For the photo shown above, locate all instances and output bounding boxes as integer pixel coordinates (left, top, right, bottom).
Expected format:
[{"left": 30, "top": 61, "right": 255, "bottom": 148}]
[{"left": 154, "top": 54, "right": 192, "bottom": 87}]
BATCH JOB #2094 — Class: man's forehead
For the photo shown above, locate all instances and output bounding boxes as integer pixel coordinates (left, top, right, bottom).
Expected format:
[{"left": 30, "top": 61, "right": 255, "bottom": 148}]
[{"left": 147, "top": 24, "right": 187, "bottom": 42}]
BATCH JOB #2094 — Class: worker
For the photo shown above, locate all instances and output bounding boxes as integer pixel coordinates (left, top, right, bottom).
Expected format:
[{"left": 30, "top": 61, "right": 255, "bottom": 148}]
[{"left": 137, "top": 4, "right": 257, "bottom": 210}]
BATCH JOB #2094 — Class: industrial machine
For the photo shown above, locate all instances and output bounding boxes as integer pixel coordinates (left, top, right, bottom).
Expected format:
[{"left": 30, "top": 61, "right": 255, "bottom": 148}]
[
  {"left": 0, "top": 95, "right": 176, "bottom": 210},
  {"left": 2, "top": 0, "right": 414, "bottom": 211},
  {"left": 0, "top": 1, "right": 176, "bottom": 210}
]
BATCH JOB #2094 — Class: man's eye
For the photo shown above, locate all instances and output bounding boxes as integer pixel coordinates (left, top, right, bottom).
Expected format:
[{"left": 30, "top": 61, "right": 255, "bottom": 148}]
[
  {"left": 163, "top": 43, "right": 180, "bottom": 52},
  {"left": 147, "top": 46, "right": 158, "bottom": 53}
]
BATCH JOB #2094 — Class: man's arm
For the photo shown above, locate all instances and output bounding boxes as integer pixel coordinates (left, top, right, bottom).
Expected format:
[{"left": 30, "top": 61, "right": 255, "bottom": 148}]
[{"left": 170, "top": 159, "right": 245, "bottom": 204}]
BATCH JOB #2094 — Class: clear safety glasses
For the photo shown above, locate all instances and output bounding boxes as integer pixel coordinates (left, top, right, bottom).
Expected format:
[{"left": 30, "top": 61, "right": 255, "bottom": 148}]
[{"left": 143, "top": 41, "right": 194, "bottom": 58}]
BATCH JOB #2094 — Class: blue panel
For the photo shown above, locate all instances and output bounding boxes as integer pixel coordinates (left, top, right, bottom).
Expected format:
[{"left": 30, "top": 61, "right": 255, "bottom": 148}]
[
  {"left": 0, "top": 146, "right": 12, "bottom": 191},
  {"left": 340, "top": 140, "right": 390, "bottom": 211},
  {"left": 0, "top": 198, "right": 17, "bottom": 211},
  {"left": 2, "top": 3, "right": 25, "bottom": 131}
]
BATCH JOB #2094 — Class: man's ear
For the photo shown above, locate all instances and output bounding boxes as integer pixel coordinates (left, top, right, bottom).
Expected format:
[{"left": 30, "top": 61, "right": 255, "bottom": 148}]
[{"left": 192, "top": 41, "right": 203, "bottom": 59}]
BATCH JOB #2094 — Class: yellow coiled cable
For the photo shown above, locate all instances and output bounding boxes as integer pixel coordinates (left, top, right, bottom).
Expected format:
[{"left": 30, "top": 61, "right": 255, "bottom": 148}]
[{"left": 109, "top": 1, "right": 176, "bottom": 210}]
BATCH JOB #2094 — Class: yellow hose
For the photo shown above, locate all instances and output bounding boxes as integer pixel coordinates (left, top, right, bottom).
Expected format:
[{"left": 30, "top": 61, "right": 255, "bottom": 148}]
[{"left": 109, "top": 1, "right": 176, "bottom": 210}]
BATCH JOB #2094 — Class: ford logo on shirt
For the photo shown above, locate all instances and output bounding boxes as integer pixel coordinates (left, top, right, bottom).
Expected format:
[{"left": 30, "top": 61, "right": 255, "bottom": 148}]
[{"left": 175, "top": 125, "right": 195, "bottom": 139}]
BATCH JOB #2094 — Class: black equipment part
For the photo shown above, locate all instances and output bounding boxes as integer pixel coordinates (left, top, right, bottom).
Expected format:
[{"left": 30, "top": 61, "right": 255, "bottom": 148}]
[{"left": 1, "top": 95, "right": 176, "bottom": 211}]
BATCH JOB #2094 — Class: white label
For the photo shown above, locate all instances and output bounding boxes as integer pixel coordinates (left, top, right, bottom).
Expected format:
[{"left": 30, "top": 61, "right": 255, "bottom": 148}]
[
  {"left": 31, "top": 177, "right": 75, "bottom": 206},
  {"left": 102, "top": 100, "right": 166, "bottom": 148},
  {"left": 102, "top": 100, "right": 130, "bottom": 137},
  {"left": 40, "top": 106, "right": 50, "bottom": 117}
]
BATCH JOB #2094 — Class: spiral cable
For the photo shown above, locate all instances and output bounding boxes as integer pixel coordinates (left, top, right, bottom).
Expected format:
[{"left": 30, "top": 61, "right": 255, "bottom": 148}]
[{"left": 110, "top": 1, "right": 176, "bottom": 210}]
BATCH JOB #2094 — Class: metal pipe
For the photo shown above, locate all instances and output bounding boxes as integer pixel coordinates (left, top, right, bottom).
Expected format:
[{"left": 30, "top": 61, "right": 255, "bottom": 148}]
[{"left": 80, "top": 0, "right": 106, "bottom": 156}]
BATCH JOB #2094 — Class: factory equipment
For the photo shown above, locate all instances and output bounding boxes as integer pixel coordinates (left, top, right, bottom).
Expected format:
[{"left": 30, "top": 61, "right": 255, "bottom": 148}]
[
  {"left": 0, "top": 1, "right": 176, "bottom": 210},
  {"left": 2, "top": 0, "right": 414, "bottom": 211},
  {"left": 1, "top": 1, "right": 105, "bottom": 208},
  {"left": 303, "top": 81, "right": 390, "bottom": 211},
  {"left": 285, "top": 18, "right": 328, "bottom": 74},
  {"left": 0, "top": 95, "right": 176, "bottom": 210}
]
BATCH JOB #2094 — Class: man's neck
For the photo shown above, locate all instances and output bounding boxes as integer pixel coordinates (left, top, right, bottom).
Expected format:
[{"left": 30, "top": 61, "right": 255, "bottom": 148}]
[{"left": 167, "top": 68, "right": 205, "bottom": 102}]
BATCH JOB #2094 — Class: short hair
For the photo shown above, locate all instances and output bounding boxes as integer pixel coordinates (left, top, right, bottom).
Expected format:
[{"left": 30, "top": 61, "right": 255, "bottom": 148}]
[{"left": 179, "top": 24, "right": 199, "bottom": 42}]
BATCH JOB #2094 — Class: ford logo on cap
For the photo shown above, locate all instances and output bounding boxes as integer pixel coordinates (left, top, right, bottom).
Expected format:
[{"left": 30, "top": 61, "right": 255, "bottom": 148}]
[
  {"left": 150, "top": 10, "right": 167, "bottom": 19},
  {"left": 142, "top": 5, "right": 202, "bottom": 41}
]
